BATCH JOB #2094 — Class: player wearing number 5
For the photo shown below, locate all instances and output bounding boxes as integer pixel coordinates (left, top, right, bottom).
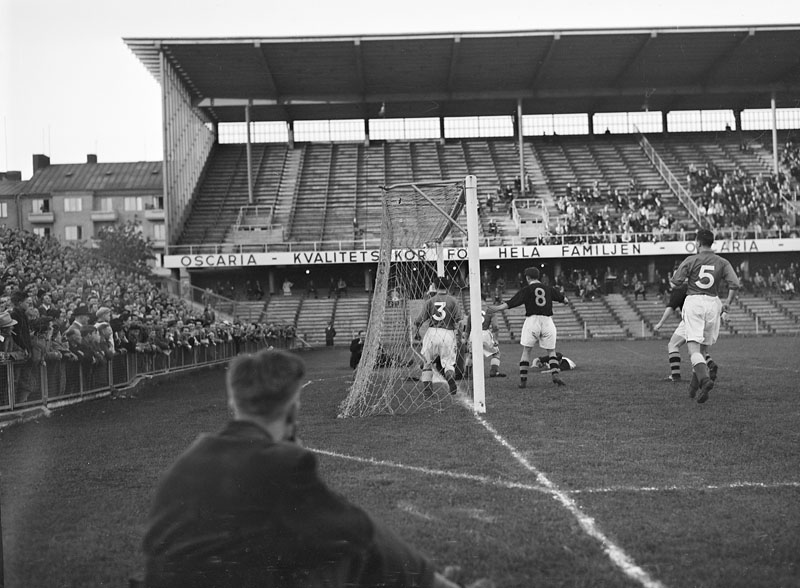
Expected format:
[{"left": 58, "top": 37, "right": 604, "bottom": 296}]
[
  {"left": 488, "top": 267, "right": 568, "bottom": 388},
  {"left": 670, "top": 229, "right": 740, "bottom": 403},
  {"left": 414, "top": 279, "right": 463, "bottom": 395}
]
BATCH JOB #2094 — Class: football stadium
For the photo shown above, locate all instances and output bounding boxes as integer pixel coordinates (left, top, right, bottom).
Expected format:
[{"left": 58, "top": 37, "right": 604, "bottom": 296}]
[{"left": 1, "top": 26, "right": 799, "bottom": 588}]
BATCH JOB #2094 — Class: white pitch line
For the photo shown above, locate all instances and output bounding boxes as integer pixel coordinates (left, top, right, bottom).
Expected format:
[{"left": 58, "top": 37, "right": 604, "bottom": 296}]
[
  {"left": 572, "top": 480, "right": 800, "bottom": 494},
  {"left": 310, "top": 447, "right": 549, "bottom": 494},
  {"left": 312, "top": 446, "right": 800, "bottom": 497},
  {"left": 473, "top": 415, "right": 668, "bottom": 588}
]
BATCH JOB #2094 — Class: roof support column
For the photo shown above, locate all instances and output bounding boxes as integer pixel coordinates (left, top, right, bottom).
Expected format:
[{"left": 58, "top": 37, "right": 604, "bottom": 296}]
[
  {"left": 364, "top": 118, "right": 370, "bottom": 147},
  {"left": 662, "top": 111, "right": 669, "bottom": 134},
  {"left": 770, "top": 93, "right": 779, "bottom": 176},
  {"left": 287, "top": 121, "right": 295, "bottom": 149},
  {"left": 245, "top": 104, "right": 254, "bottom": 205},
  {"left": 588, "top": 112, "right": 595, "bottom": 135},
  {"left": 517, "top": 99, "right": 525, "bottom": 197},
  {"left": 439, "top": 117, "right": 446, "bottom": 141}
]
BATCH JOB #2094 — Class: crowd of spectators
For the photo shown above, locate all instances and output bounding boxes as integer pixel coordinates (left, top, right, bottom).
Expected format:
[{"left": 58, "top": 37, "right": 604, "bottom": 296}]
[
  {"left": 686, "top": 163, "right": 796, "bottom": 238},
  {"left": 741, "top": 261, "right": 799, "bottom": 300},
  {"left": 780, "top": 140, "right": 800, "bottom": 184},
  {"left": 0, "top": 228, "right": 293, "bottom": 400}
]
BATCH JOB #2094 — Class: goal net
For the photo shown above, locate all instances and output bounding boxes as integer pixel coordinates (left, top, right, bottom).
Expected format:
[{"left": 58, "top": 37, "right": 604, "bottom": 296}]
[{"left": 338, "top": 176, "right": 486, "bottom": 418}]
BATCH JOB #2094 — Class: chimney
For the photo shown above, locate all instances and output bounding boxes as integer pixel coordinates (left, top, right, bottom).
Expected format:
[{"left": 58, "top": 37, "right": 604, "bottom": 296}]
[
  {"left": 87, "top": 154, "right": 98, "bottom": 164},
  {"left": 2, "top": 171, "right": 22, "bottom": 181},
  {"left": 32, "top": 154, "right": 51, "bottom": 173}
]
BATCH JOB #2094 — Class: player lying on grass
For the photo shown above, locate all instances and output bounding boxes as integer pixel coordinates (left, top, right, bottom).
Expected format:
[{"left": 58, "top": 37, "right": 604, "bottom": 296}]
[
  {"left": 652, "top": 282, "right": 719, "bottom": 383},
  {"left": 488, "top": 266, "right": 568, "bottom": 388},
  {"left": 142, "top": 349, "right": 494, "bottom": 588},
  {"left": 532, "top": 352, "right": 576, "bottom": 372}
]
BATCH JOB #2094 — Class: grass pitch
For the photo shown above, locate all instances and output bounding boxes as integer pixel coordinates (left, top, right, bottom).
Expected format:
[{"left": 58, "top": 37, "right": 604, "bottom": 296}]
[{"left": 1, "top": 337, "right": 798, "bottom": 588}]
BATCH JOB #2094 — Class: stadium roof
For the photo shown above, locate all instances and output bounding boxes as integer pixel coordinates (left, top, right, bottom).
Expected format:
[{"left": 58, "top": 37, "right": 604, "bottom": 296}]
[
  {"left": 22, "top": 161, "right": 162, "bottom": 194},
  {"left": 125, "top": 25, "right": 800, "bottom": 124}
]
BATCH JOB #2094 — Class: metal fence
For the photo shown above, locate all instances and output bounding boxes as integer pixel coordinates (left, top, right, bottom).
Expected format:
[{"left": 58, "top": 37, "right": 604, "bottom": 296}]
[{"left": 0, "top": 340, "right": 273, "bottom": 414}]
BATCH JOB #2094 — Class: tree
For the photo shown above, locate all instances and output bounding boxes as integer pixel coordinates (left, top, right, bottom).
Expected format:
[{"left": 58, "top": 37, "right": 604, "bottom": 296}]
[{"left": 93, "top": 220, "right": 155, "bottom": 275}]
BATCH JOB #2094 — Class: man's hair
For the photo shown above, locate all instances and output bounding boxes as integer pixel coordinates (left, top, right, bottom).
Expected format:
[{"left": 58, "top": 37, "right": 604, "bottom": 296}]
[
  {"left": 10, "top": 290, "right": 27, "bottom": 305},
  {"left": 696, "top": 228, "right": 715, "bottom": 247},
  {"left": 524, "top": 267, "right": 540, "bottom": 281},
  {"left": 227, "top": 349, "right": 306, "bottom": 420}
]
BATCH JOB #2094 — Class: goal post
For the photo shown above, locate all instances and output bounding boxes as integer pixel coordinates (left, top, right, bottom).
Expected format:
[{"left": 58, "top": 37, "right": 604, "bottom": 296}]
[{"left": 338, "top": 175, "right": 486, "bottom": 418}]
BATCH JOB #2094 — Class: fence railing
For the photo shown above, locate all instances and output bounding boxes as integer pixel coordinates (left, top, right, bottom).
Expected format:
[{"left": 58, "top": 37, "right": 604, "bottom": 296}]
[{"left": 1, "top": 340, "right": 274, "bottom": 414}]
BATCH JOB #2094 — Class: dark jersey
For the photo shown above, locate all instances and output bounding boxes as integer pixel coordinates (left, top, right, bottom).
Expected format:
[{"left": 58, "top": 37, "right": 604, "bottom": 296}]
[
  {"left": 666, "top": 284, "right": 688, "bottom": 311},
  {"left": 671, "top": 250, "right": 740, "bottom": 297},
  {"left": 505, "top": 281, "right": 565, "bottom": 317},
  {"left": 415, "top": 293, "right": 462, "bottom": 330}
]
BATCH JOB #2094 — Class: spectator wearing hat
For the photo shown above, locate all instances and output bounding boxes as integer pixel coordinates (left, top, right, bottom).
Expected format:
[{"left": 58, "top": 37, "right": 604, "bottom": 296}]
[
  {"left": 9, "top": 290, "right": 37, "bottom": 402},
  {"left": 0, "top": 311, "right": 29, "bottom": 363},
  {"left": 95, "top": 306, "right": 112, "bottom": 324},
  {"left": 69, "top": 304, "right": 92, "bottom": 333},
  {"left": 31, "top": 317, "right": 61, "bottom": 400}
]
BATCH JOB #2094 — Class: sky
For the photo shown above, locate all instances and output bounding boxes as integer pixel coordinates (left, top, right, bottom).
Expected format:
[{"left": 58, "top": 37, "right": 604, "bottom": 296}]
[{"left": 2, "top": 0, "right": 800, "bottom": 179}]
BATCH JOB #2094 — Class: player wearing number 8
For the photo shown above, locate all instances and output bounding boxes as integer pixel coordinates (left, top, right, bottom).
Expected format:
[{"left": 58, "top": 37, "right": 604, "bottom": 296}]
[
  {"left": 670, "top": 229, "right": 740, "bottom": 403},
  {"left": 488, "top": 267, "right": 568, "bottom": 388}
]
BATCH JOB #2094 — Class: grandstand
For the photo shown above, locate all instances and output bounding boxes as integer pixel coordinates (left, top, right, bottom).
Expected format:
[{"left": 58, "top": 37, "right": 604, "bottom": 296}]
[{"left": 4, "top": 28, "right": 800, "bottom": 350}]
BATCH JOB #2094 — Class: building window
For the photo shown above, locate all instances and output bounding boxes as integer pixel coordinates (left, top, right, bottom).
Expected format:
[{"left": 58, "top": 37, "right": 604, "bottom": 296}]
[
  {"left": 153, "top": 223, "right": 166, "bottom": 241},
  {"left": 0, "top": 202, "right": 7, "bottom": 218},
  {"left": 98, "top": 197, "right": 114, "bottom": 212},
  {"left": 65, "top": 225, "right": 83, "bottom": 241},
  {"left": 64, "top": 197, "right": 82, "bottom": 212},
  {"left": 33, "top": 227, "right": 50, "bottom": 238},
  {"left": 32, "top": 198, "right": 50, "bottom": 213},
  {"left": 124, "top": 196, "right": 144, "bottom": 211}
]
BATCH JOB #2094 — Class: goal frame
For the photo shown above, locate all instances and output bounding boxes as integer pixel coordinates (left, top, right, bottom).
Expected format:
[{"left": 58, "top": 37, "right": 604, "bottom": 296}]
[{"left": 378, "top": 175, "right": 486, "bottom": 413}]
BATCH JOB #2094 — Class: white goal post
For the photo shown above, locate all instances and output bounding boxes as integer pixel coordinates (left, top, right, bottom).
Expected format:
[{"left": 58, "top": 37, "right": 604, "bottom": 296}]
[{"left": 338, "top": 175, "right": 486, "bottom": 417}]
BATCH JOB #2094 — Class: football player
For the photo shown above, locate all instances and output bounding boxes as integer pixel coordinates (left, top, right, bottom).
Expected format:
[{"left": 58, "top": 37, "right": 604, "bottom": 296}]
[{"left": 414, "top": 278, "right": 463, "bottom": 395}]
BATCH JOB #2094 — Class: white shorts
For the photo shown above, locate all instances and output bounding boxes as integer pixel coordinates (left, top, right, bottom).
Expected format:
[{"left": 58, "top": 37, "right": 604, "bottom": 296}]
[
  {"left": 519, "top": 315, "right": 557, "bottom": 350},
  {"left": 682, "top": 295, "right": 722, "bottom": 346},
  {"left": 668, "top": 320, "right": 687, "bottom": 353},
  {"left": 481, "top": 329, "right": 500, "bottom": 357},
  {"left": 421, "top": 327, "right": 457, "bottom": 373}
]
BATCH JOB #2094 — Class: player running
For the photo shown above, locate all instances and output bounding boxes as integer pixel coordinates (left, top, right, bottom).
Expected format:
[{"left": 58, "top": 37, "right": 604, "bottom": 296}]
[
  {"left": 653, "top": 282, "right": 719, "bottom": 383},
  {"left": 414, "top": 278, "right": 463, "bottom": 395},
  {"left": 670, "top": 229, "right": 740, "bottom": 403},
  {"left": 488, "top": 266, "right": 568, "bottom": 388}
]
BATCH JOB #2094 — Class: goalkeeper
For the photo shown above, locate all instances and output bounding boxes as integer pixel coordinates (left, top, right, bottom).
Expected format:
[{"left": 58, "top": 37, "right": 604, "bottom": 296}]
[{"left": 464, "top": 309, "right": 506, "bottom": 378}]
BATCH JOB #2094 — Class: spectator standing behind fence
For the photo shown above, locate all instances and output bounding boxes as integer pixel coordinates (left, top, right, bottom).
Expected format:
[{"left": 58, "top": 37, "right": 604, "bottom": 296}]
[
  {"left": 142, "top": 349, "right": 484, "bottom": 588},
  {"left": 282, "top": 278, "right": 293, "bottom": 297}
]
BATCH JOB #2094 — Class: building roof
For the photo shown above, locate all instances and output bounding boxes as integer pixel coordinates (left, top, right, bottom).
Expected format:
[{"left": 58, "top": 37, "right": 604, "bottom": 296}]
[
  {"left": 0, "top": 180, "right": 26, "bottom": 196},
  {"left": 22, "top": 161, "right": 162, "bottom": 194},
  {"left": 126, "top": 25, "right": 800, "bottom": 124}
]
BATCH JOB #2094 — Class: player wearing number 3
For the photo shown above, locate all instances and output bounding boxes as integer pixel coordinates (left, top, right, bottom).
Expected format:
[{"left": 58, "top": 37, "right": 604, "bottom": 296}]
[
  {"left": 488, "top": 267, "right": 568, "bottom": 388},
  {"left": 670, "top": 229, "right": 740, "bottom": 403},
  {"left": 414, "top": 279, "right": 463, "bottom": 395}
]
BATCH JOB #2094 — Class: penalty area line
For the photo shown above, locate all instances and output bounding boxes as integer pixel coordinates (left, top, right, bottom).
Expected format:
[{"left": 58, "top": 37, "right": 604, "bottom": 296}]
[{"left": 474, "top": 414, "right": 668, "bottom": 588}]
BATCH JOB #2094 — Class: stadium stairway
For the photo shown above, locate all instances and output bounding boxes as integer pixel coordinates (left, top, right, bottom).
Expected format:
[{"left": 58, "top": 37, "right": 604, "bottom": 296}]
[
  {"left": 766, "top": 295, "right": 800, "bottom": 324},
  {"left": 232, "top": 300, "right": 268, "bottom": 323},
  {"left": 264, "top": 296, "right": 302, "bottom": 328},
  {"left": 624, "top": 295, "right": 670, "bottom": 333},
  {"left": 295, "top": 298, "right": 336, "bottom": 345},
  {"left": 332, "top": 296, "right": 371, "bottom": 345},
  {"left": 568, "top": 298, "right": 628, "bottom": 338},
  {"left": 603, "top": 293, "right": 652, "bottom": 337},
  {"left": 736, "top": 295, "right": 800, "bottom": 335}
]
